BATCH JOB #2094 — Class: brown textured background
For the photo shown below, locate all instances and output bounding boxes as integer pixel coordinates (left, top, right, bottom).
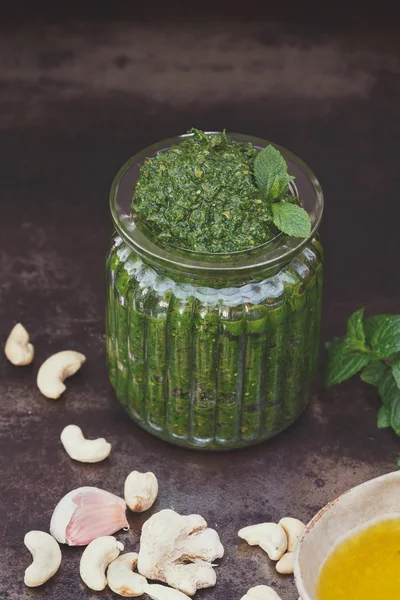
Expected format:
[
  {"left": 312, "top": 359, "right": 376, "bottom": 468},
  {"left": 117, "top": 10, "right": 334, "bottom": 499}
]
[{"left": 0, "top": 9, "right": 399, "bottom": 600}]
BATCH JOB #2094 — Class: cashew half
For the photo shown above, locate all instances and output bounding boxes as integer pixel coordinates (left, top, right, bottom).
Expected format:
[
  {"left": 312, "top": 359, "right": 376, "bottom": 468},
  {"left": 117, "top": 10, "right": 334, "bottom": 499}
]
[
  {"left": 37, "top": 350, "right": 86, "bottom": 399},
  {"left": 80, "top": 536, "right": 124, "bottom": 591},
  {"left": 60, "top": 425, "right": 111, "bottom": 463},
  {"left": 5, "top": 323, "right": 34, "bottom": 366},
  {"left": 24, "top": 530, "right": 62, "bottom": 587},
  {"left": 238, "top": 523, "right": 287, "bottom": 561},
  {"left": 144, "top": 583, "right": 192, "bottom": 600},
  {"left": 276, "top": 552, "right": 294, "bottom": 574},
  {"left": 241, "top": 585, "right": 283, "bottom": 600},
  {"left": 278, "top": 518, "right": 306, "bottom": 552},
  {"left": 124, "top": 471, "right": 158, "bottom": 512},
  {"left": 107, "top": 552, "right": 147, "bottom": 597}
]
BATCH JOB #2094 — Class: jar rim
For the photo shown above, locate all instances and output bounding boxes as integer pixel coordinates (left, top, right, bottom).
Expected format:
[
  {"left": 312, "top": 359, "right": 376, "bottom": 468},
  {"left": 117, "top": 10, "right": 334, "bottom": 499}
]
[{"left": 109, "top": 131, "right": 324, "bottom": 275}]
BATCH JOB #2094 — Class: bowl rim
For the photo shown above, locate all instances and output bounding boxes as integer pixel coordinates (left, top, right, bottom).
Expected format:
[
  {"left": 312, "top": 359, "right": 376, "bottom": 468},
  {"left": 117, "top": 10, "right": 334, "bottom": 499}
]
[{"left": 293, "top": 470, "right": 400, "bottom": 600}]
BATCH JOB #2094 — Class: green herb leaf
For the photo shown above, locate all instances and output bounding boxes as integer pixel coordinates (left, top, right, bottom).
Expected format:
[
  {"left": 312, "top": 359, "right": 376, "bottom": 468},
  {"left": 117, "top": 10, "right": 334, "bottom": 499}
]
[
  {"left": 360, "top": 360, "right": 389, "bottom": 386},
  {"left": 324, "top": 339, "right": 370, "bottom": 388},
  {"left": 397, "top": 457, "right": 400, "bottom": 470},
  {"left": 364, "top": 315, "right": 400, "bottom": 359},
  {"left": 378, "top": 369, "right": 400, "bottom": 435},
  {"left": 391, "top": 356, "right": 400, "bottom": 388},
  {"left": 390, "top": 400, "right": 400, "bottom": 436},
  {"left": 271, "top": 202, "right": 312, "bottom": 238},
  {"left": 377, "top": 369, "right": 398, "bottom": 407},
  {"left": 346, "top": 308, "right": 366, "bottom": 344},
  {"left": 254, "top": 145, "right": 293, "bottom": 202},
  {"left": 377, "top": 405, "right": 391, "bottom": 428}
]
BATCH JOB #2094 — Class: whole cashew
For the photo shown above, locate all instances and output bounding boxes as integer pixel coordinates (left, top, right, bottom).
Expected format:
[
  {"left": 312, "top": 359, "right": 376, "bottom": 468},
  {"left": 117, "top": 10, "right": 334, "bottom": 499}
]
[
  {"left": 37, "top": 350, "right": 86, "bottom": 399},
  {"left": 5, "top": 323, "right": 34, "bottom": 366},
  {"left": 24, "top": 530, "right": 62, "bottom": 587},
  {"left": 238, "top": 523, "right": 287, "bottom": 561},
  {"left": 80, "top": 536, "right": 124, "bottom": 591},
  {"left": 276, "top": 552, "right": 294, "bottom": 574},
  {"left": 107, "top": 552, "right": 147, "bottom": 597},
  {"left": 241, "top": 585, "right": 283, "bottom": 600},
  {"left": 124, "top": 471, "right": 158, "bottom": 512},
  {"left": 60, "top": 425, "right": 111, "bottom": 463},
  {"left": 143, "top": 583, "right": 192, "bottom": 600},
  {"left": 278, "top": 518, "right": 306, "bottom": 552}
]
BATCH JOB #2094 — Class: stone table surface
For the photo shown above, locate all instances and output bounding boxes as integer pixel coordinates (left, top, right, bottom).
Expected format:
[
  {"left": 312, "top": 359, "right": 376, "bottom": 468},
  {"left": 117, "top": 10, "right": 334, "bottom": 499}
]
[{"left": 0, "top": 15, "right": 399, "bottom": 600}]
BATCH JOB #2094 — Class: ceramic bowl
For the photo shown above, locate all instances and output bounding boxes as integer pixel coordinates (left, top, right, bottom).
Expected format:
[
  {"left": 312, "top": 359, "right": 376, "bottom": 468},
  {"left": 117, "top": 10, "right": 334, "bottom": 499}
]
[{"left": 293, "top": 470, "right": 400, "bottom": 600}]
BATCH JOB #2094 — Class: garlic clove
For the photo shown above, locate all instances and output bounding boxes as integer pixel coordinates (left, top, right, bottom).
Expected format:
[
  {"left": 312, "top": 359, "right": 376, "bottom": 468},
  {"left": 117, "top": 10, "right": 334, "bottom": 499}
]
[
  {"left": 50, "top": 487, "right": 128, "bottom": 546},
  {"left": 66, "top": 503, "right": 129, "bottom": 546}
]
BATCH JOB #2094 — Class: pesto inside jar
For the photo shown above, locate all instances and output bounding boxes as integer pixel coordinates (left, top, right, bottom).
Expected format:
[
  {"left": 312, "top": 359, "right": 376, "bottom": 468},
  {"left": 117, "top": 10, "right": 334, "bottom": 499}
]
[
  {"left": 107, "top": 131, "right": 323, "bottom": 449},
  {"left": 132, "top": 128, "right": 296, "bottom": 253}
]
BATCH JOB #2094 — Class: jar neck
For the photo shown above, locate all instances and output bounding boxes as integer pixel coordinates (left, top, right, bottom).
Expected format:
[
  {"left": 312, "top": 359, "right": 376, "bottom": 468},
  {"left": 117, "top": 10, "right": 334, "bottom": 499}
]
[
  {"left": 116, "top": 232, "right": 296, "bottom": 286},
  {"left": 110, "top": 132, "right": 324, "bottom": 281}
]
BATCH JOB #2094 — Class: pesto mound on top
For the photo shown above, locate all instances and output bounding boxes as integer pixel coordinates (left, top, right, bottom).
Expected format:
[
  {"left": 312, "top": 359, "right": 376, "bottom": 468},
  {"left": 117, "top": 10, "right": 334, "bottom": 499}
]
[{"left": 132, "top": 128, "right": 311, "bottom": 254}]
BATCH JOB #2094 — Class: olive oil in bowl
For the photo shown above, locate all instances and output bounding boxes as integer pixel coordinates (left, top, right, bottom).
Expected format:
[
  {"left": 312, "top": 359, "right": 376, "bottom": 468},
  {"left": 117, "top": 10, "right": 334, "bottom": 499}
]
[{"left": 317, "top": 515, "right": 400, "bottom": 600}]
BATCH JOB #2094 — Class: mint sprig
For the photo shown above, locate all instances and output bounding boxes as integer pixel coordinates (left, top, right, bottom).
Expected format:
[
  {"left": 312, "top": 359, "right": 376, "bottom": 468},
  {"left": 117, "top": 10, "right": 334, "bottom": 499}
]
[
  {"left": 254, "top": 145, "right": 312, "bottom": 239},
  {"left": 325, "top": 309, "right": 400, "bottom": 445}
]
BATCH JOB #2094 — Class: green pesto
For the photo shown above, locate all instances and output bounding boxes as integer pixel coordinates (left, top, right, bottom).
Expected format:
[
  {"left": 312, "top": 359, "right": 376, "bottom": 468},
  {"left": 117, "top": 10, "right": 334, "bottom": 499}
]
[
  {"left": 132, "top": 129, "right": 280, "bottom": 253},
  {"left": 106, "top": 235, "right": 324, "bottom": 450}
]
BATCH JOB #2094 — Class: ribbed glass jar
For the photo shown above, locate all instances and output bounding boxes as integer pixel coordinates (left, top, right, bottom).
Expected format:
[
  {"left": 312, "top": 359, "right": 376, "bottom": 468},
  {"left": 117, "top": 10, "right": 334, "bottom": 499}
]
[{"left": 106, "top": 132, "right": 324, "bottom": 450}]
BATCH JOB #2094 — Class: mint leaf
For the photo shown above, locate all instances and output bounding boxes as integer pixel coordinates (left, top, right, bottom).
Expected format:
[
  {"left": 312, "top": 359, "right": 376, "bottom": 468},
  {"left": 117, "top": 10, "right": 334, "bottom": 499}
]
[
  {"left": 254, "top": 145, "right": 293, "bottom": 202},
  {"left": 360, "top": 360, "right": 389, "bottom": 386},
  {"left": 377, "top": 369, "right": 398, "bottom": 407},
  {"left": 391, "top": 356, "right": 400, "bottom": 388},
  {"left": 271, "top": 202, "right": 311, "bottom": 238},
  {"left": 346, "top": 309, "right": 366, "bottom": 344},
  {"left": 378, "top": 369, "right": 400, "bottom": 435},
  {"left": 324, "top": 339, "right": 370, "bottom": 388},
  {"left": 377, "top": 405, "right": 390, "bottom": 428},
  {"left": 364, "top": 315, "right": 400, "bottom": 359},
  {"left": 390, "top": 398, "right": 400, "bottom": 436}
]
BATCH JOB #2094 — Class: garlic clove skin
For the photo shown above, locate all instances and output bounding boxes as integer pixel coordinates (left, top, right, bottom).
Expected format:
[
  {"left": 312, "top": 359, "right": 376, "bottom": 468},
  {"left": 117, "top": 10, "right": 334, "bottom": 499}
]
[{"left": 50, "top": 487, "right": 128, "bottom": 546}]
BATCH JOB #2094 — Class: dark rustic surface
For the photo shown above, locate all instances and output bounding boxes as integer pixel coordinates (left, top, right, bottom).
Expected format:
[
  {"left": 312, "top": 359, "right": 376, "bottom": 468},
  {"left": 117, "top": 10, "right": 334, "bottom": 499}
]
[{"left": 0, "top": 16, "right": 399, "bottom": 600}]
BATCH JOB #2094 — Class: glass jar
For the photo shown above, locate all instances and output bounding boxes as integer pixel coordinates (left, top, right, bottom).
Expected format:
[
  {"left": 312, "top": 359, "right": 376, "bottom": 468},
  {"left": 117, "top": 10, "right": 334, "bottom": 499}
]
[{"left": 106, "top": 133, "right": 324, "bottom": 450}]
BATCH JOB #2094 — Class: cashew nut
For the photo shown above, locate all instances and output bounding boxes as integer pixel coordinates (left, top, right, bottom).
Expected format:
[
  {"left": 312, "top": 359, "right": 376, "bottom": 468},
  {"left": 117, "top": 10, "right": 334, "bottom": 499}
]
[
  {"left": 107, "top": 552, "right": 147, "bottom": 597},
  {"left": 238, "top": 523, "right": 287, "bottom": 561},
  {"left": 241, "top": 585, "right": 283, "bottom": 600},
  {"left": 80, "top": 536, "right": 124, "bottom": 591},
  {"left": 24, "top": 530, "right": 62, "bottom": 587},
  {"left": 278, "top": 517, "right": 306, "bottom": 552},
  {"left": 37, "top": 350, "right": 86, "bottom": 399},
  {"left": 5, "top": 323, "right": 34, "bottom": 366},
  {"left": 124, "top": 471, "right": 158, "bottom": 512},
  {"left": 143, "top": 583, "right": 192, "bottom": 600},
  {"left": 60, "top": 424, "right": 111, "bottom": 463},
  {"left": 276, "top": 551, "right": 294, "bottom": 574}
]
